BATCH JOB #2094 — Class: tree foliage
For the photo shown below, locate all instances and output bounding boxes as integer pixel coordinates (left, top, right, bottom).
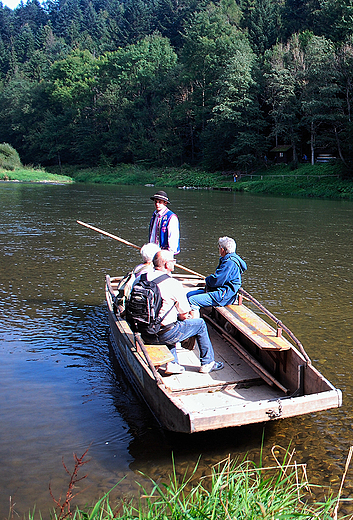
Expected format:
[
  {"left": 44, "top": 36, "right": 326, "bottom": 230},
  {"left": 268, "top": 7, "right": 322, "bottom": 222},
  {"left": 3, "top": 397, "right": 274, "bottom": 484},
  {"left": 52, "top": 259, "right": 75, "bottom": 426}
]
[{"left": 1, "top": 0, "right": 353, "bottom": 171}]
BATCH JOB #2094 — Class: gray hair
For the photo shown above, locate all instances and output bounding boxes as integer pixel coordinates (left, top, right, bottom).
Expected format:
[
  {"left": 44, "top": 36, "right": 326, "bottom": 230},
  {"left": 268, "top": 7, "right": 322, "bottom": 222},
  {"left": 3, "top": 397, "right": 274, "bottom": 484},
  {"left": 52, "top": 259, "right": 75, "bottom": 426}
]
[
  {"left": 153, "top": 249, "right": 174, "bottom": 268},
  {"left": 140, "top": 243, "right": 161, "bottom": 263},
  {"left": 218, "top": 236, "right": 236, "bottom": 254}
]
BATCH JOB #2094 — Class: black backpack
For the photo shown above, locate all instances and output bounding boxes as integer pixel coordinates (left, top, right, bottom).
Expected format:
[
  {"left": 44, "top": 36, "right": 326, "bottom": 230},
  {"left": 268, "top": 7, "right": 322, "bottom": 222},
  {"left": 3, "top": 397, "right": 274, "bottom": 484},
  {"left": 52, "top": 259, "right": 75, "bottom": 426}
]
[{"left": 125, "top": 273, "right": 175, "bottom": 338}]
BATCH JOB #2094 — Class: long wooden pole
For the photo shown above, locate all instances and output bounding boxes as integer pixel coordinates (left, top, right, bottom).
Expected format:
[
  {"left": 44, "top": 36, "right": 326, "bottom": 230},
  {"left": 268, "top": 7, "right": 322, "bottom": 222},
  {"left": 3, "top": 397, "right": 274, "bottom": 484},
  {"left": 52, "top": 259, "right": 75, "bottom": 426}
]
[
  {"left": 77, "top": 220, "right": 205, "bottom": 278},
  {"left": 78, "top": 221, "right": 311, "bottom": 362},
  {"left": 77, "top": 220, "right": 141, "bottom": 250}
]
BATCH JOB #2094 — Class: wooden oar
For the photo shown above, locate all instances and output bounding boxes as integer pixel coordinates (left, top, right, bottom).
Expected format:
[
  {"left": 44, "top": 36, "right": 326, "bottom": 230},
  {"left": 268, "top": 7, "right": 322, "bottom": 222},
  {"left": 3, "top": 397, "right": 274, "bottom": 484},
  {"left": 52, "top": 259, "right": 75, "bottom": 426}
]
[{"left": 77, "top": 220, "right": 205, "bottom": 279}]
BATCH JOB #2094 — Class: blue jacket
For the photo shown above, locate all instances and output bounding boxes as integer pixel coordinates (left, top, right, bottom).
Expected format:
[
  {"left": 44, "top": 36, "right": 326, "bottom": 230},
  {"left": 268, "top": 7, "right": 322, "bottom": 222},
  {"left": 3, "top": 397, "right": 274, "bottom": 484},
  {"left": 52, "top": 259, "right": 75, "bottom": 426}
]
[{"left": 205, "top": 253, "right": 247, "bottom": 306}]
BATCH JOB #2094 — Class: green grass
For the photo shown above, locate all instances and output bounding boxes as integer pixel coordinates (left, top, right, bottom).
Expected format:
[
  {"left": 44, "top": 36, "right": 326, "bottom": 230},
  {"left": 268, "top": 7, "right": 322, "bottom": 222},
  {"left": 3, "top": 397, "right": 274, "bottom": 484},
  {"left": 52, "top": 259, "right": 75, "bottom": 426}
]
[
  {"left": 235, "top": 163, "right": 353, "bottom": 200},
  {"left": 30, "top": 452, "right": 350, "bottom": 520},
  {"left": 48, "top": 164, "right": 228, "bottom": 188},
  {"left": 8, "top": 161, "right": 353, "bottom": 200},
  {"left": 0, "top": 167, "right": 73, "bottom": 183}
]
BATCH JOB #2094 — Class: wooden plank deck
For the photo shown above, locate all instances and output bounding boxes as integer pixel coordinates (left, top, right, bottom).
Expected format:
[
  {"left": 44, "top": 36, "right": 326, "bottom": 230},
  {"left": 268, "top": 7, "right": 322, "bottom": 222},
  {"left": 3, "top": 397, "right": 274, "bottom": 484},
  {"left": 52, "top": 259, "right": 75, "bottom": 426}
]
[{"left": 160, "top": 325, "right": 267, "bottom": 393}]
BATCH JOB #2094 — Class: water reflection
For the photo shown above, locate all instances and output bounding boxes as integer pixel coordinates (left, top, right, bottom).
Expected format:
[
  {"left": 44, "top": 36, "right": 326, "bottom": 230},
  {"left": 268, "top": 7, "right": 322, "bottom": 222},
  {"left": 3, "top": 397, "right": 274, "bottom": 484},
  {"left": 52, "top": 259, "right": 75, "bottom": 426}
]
[{"left": 0, "top": 182, "right": 352, "bottom": 516}]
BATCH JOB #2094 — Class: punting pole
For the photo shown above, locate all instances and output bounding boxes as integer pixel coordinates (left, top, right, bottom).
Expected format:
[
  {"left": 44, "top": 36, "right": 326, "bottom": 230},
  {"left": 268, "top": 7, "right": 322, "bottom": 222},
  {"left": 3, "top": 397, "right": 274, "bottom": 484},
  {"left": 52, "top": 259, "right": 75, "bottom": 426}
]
[
  {"left": 77, "top": 220, "right": 141, "bottom": 250},
  {"left": 77, "top": 220, "right": 205, "bottom": 279}
]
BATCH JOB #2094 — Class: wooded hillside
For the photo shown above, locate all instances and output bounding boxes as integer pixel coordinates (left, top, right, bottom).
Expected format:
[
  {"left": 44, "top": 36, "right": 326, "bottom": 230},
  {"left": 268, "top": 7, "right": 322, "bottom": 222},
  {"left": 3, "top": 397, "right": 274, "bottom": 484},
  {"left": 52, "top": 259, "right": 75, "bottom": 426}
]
[{"left": 1, "top": 0, "right": 353, "bottom": 173}]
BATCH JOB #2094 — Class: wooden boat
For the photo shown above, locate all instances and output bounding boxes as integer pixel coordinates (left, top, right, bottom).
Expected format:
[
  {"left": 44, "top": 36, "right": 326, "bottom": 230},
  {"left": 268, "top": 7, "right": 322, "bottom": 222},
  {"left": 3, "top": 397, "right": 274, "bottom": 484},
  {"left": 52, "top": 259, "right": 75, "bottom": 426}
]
[{"left": 105, "top": 273, "right": 342, "bottom": 434}]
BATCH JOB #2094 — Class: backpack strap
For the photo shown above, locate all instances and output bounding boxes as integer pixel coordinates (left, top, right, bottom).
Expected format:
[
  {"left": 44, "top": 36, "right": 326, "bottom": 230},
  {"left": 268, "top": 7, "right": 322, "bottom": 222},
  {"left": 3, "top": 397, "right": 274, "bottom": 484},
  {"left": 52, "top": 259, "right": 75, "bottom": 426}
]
[
  {"left": 151, "top": 273, "right": 170, "bottom": 284},
  {"left": 139, "top": 273, "right": 169, "bottom": 284}
]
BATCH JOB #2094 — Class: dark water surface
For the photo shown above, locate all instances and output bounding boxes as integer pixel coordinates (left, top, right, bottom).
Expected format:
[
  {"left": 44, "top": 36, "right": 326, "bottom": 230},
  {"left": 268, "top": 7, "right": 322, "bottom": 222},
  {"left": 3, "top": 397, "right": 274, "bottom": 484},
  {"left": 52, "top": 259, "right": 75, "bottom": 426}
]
[{"left": 0, "top": 182, "right": 352, "bottom": 516}]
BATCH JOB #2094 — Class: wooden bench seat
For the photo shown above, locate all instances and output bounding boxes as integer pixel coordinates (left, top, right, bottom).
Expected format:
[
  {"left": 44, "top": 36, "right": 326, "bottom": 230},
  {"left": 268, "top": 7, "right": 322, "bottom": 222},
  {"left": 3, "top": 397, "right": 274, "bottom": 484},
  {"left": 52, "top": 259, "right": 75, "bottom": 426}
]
[
  {"left": 139, "top": 344, "right": 175, "bottom": 367},
  {"left": 216, "top": 304, "right": 291, "bottom": 351}
]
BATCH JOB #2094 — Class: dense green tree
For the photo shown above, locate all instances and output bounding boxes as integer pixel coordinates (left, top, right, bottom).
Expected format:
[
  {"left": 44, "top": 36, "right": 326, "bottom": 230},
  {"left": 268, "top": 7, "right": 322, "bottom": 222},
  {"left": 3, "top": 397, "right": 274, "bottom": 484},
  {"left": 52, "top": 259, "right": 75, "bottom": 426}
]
[
  {"left": 321, "top": 0, "right": 353, "bottom": 41},
  {"left": 264, "top": 37, "right": 302, "bottom": 165},
  {"left": 204, "top": 38, "right": 266, "bottom": 169},
  {"left": 279, "top": 0, "right": 321, "bottom": 40},
  {"left": 240, "top": 0, "right": 279, "bottom": 54},
  {"left": 0, "top": 73, "right": 37, "bottom": 157},
  {"left": 48, "top": 49, "right": 99, "bottom": 107},
  {"left": 300, "top": 34, "right": 341, "bottom": 164},
  {"left": 14, "top": 23, "right": 36, "bottom": 63},
  {"left": 178, "top": 0, "right": 248, "bottom": 163},
  {"left": 13, "top": 0, "right": 48, "bottom": 33},
  {"left": 98, "top": 32, "right": 179, "bottom": 164},
  {"left": 154, "top": 0, "right": 207, "bottom": 49}
]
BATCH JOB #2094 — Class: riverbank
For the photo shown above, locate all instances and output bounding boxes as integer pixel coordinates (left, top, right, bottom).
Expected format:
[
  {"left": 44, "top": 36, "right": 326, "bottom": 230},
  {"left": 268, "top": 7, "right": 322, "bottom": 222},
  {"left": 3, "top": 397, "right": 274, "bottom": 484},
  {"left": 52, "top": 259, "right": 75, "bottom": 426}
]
[
  {"left": 46, "top": 163, "right": 353, "bottom": 200},
  {"left": 2, "top": 163, "right": 353, "bottom": 200},
  {"left": 0, "top": 167, "right": 73, "bottom": 184}
]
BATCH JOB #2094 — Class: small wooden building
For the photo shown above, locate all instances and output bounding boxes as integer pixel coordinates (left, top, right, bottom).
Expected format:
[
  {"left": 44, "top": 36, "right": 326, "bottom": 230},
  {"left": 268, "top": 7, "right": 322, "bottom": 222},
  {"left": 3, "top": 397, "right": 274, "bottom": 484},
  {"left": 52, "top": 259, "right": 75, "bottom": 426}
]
[{"left": 270, "top": 145, "right": 293, "bottom": 164}]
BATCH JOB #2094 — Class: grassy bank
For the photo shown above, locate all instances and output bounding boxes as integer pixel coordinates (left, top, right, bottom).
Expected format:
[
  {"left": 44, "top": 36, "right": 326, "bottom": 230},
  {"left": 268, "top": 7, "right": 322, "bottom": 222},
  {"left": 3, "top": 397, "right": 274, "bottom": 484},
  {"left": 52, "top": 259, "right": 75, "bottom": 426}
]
[
  {"left": 0, "top": 167, "right": 73, "bottom": 184},
  {"left": 236, "top": 163, "right": 353, "bottom": 200},
  {"left": 48, "top": 163, "right": 229, "bottom": 188},
  {"left": 47, "top": 162, "right": 353, "bottom": 200},
  {"left": 28, "top": 451, "right": 350, "bottom": 520},
  {"left": 4, "top": 162, "right": 353, "bottom": 200}
]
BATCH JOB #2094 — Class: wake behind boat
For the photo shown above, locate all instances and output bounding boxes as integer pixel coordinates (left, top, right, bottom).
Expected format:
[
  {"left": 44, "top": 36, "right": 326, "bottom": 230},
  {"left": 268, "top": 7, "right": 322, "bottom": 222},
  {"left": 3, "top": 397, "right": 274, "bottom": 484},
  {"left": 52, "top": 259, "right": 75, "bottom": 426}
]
[{"left": 105, "top": 272, "right": 342, "bottom": 434}]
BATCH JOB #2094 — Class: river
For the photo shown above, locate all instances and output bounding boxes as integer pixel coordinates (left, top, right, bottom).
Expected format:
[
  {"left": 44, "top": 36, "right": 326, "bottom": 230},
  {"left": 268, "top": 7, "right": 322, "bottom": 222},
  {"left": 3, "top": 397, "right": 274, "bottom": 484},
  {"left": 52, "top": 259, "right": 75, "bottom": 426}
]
[{"left": 0, "top": 182, "right": 352, "bottom": 516}]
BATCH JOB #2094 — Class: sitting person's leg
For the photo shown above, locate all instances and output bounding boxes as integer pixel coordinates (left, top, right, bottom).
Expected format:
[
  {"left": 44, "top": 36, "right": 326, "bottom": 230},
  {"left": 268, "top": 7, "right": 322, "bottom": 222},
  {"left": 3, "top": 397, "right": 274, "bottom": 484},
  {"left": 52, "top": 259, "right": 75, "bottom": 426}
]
[
  {"left": 158, "top": 319, "right": 223, "bottom": 373},
  {"left": 186, "top": 289, "right": 216, "bottom": 318},
  {"left": 164, "top": 342, "right": 184, "bottom": 374}
]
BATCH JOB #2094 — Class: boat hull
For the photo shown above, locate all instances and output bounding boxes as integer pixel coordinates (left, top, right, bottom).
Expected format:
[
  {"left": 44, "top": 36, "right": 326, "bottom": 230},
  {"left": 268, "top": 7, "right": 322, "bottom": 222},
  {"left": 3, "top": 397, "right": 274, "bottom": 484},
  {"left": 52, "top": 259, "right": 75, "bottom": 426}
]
[{"left": 106, "top": 275, "right": 342, "bottom": 434}]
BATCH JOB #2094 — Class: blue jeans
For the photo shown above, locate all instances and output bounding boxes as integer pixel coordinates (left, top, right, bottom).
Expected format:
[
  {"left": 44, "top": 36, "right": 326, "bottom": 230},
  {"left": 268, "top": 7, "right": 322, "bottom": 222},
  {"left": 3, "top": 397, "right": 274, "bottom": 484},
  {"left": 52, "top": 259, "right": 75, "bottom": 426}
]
[
  {"left": 158, "top": 318, "right": 214, "bottom": 366},
  {"left": 187, "top": 289, "right": 236, "bottom": 310}
]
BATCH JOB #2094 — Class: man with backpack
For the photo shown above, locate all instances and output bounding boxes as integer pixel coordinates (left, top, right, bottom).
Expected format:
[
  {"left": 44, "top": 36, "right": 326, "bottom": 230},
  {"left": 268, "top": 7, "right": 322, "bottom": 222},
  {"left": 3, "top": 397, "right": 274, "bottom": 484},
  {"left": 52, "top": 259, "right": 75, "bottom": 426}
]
[{"left": 127, "top": 250, "right": 223, "bottom": 375}]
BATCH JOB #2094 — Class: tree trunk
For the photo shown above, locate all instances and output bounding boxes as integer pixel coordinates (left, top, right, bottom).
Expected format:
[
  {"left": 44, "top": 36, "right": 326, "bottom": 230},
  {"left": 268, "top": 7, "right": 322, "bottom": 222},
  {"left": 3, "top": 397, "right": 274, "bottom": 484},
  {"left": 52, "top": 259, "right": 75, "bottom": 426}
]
[
  {"left": 334, "top": 126, "right": 348, "bottom": 167},
  {"left": 311, "top": 122, "right": 315, "bottom": 166}
]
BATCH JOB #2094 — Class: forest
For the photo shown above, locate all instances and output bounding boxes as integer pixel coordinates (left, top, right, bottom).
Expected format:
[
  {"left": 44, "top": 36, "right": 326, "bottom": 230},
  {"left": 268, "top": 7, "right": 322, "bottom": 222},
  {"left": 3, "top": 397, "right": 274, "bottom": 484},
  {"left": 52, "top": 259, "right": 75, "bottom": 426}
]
[{"left": 1, "top": 0, "right": 353, "bottom": 173}]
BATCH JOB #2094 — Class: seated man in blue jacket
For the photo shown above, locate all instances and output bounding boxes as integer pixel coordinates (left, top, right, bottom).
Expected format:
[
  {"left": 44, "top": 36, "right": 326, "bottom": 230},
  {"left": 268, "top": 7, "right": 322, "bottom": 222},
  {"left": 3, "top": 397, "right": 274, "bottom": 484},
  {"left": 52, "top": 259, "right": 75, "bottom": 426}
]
[{"left": 187, "top": 236, "right": 247, "bottom": 317}]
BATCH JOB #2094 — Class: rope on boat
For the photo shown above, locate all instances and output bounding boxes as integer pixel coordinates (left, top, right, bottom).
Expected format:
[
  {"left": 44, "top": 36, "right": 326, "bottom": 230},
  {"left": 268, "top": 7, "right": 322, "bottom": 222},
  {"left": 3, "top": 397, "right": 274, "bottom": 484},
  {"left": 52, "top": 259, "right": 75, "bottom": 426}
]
[{"left": 238, "top": 288, "right": 311, "bottom": 365}]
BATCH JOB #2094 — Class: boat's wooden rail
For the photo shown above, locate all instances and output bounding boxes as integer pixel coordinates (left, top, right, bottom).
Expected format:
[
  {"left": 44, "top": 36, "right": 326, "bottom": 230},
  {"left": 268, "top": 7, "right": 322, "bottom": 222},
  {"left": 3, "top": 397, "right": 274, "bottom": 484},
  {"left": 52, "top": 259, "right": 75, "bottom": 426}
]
[{"left": 238, "top": 288, "right": 311, "bottom": 364}]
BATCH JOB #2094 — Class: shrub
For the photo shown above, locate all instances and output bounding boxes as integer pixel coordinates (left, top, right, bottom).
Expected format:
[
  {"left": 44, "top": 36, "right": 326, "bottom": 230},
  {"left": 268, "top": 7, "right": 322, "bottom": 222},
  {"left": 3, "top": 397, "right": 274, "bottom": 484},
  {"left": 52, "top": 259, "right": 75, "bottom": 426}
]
[{"left": 0, "top": 143, "right": 22, "bottom": 170}]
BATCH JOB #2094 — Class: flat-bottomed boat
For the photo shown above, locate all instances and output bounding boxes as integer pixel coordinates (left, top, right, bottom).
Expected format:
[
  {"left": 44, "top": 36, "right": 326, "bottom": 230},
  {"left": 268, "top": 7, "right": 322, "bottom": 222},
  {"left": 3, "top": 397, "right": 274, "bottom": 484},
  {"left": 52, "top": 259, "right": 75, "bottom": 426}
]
[{"left": 105, "top": 273, "right": 342, "bottom": 433}]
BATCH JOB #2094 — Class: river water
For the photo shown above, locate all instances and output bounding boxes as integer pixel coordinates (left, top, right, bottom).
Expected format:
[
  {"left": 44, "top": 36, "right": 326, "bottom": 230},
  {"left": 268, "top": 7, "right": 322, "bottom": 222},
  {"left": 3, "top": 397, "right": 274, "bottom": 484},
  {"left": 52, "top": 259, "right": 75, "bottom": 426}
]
[{"left": 0, "top": 181, "right": 352, "bottom": 516}]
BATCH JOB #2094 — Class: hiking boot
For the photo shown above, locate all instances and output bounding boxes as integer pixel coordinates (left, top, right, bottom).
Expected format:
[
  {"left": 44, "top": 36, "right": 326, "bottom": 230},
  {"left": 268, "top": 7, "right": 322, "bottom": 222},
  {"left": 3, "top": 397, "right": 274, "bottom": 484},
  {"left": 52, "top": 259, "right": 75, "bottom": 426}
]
[
  {"left": 181, "top": 336, "right": 196, "bottom": 350},
  {"left": 199, "top": 361, "right": 224, "bottom": 374},
  {"left": 165, "top": 362, "right": 185, "bottom": 375}
]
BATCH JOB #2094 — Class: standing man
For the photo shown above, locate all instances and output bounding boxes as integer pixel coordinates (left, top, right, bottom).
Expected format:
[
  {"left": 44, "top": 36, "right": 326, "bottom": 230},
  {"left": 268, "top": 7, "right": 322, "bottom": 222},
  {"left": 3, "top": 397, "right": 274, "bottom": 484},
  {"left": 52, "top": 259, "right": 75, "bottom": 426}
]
[
  {"left": 149, "top": 190, "right": 180, "bottom": 255},
  {"left": 187, "top": 237, "right": 247, "bottom": 317}
]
